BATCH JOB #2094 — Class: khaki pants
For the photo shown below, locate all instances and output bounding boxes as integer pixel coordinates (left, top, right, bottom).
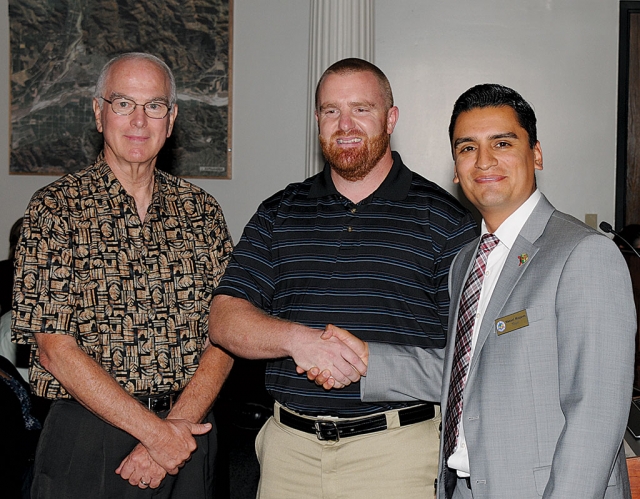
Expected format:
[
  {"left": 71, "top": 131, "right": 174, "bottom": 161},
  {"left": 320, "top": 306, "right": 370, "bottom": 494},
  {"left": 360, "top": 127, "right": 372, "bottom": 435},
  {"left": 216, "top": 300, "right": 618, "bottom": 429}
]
[{"left": 256, "top": 403, "right": 441, "bottom": 499}]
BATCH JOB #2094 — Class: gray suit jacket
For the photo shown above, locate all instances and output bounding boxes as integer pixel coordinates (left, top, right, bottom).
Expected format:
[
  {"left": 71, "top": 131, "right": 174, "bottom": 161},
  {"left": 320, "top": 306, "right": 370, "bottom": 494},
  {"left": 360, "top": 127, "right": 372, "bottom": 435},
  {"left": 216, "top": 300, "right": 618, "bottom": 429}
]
[{"left": 362, "top": 195, "right": 636, "bottom": 498}]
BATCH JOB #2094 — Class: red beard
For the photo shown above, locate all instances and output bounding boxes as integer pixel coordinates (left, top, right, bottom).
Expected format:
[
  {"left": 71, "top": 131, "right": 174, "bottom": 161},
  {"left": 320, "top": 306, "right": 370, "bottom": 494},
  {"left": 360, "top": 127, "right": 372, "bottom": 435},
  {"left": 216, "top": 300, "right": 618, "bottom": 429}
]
[{"left": 319, "top": 129, "right": 390, "bottom": 182}]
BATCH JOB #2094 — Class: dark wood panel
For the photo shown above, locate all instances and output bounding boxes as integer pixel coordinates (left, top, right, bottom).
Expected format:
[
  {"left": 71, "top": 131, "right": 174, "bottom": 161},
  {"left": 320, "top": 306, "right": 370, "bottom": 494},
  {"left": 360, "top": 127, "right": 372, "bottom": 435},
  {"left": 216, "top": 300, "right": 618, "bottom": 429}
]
[{"left": 628, "top": 14, "right": 640, "bottom": 224}]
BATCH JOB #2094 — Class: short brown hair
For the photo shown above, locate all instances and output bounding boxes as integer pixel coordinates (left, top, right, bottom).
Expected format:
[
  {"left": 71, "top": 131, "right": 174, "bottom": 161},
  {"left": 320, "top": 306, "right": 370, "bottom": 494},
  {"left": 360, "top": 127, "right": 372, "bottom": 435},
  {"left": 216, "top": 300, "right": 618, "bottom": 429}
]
[{"left": 315, "top": 58, "right": 394, "bottom": 111}]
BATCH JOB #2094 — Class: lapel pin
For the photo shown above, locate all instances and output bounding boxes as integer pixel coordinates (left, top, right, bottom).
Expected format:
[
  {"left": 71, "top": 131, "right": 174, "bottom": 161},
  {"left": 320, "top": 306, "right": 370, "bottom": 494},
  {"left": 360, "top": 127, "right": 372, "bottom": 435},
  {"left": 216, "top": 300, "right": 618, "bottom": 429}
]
[{"left": 517, "top": 253, "right": 529, "bottom": 266}]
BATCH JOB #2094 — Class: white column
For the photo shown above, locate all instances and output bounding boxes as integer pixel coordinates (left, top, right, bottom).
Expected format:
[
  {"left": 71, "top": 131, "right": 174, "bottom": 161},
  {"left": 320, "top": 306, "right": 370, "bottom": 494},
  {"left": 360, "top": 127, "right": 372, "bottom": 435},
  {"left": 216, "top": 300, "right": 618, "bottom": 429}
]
[{"left": 305, "top": 0, "right": 374, "bottom": 177}]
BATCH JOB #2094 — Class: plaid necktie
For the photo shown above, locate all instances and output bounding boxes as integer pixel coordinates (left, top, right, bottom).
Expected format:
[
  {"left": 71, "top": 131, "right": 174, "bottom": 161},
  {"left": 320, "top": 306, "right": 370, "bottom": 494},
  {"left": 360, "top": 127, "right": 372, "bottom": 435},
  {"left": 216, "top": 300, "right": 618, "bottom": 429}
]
[{"left": 442, "top": 233, "right": 499, "bottom": 462}]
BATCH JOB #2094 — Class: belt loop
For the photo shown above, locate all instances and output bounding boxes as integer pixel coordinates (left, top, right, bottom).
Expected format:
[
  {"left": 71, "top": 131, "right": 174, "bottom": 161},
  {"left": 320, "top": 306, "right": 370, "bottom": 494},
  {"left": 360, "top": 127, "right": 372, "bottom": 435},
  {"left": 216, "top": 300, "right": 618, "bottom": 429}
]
[
  {"left": 273, "top": 401, "right": 281, "bottom": 422},
  {"left": 385, "top": 408, "right": 402, "bottom": 429}
]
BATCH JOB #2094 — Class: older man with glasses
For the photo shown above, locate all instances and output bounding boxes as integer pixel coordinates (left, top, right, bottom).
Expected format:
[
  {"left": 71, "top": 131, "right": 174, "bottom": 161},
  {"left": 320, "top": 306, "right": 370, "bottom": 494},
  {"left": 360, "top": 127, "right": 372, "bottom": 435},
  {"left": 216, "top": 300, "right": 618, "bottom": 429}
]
[{"left": 11, "top": 52, "right": 234, "bottom": 498}]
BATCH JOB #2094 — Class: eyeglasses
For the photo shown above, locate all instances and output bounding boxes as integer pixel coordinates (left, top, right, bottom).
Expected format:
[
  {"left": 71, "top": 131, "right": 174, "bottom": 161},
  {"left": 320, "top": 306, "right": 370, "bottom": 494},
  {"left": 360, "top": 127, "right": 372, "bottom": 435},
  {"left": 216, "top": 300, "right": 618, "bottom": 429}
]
[{"left": 100, "top": 97, "right": 171, "bottom": 119}]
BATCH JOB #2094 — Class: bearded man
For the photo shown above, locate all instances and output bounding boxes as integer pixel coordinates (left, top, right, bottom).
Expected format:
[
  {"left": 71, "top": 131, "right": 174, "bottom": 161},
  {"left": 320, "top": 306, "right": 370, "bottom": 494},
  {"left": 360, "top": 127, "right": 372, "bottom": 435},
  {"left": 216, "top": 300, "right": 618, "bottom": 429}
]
[{"left": 209, "top": 58, "right": 478, "bottom": 499}]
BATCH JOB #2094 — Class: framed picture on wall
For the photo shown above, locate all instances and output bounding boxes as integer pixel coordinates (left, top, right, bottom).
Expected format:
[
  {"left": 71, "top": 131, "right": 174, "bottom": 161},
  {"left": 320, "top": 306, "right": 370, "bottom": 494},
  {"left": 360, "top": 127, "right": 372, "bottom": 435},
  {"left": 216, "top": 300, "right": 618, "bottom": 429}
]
[{"left": 9, "top": 0, "right": 232, "bottom": 179}]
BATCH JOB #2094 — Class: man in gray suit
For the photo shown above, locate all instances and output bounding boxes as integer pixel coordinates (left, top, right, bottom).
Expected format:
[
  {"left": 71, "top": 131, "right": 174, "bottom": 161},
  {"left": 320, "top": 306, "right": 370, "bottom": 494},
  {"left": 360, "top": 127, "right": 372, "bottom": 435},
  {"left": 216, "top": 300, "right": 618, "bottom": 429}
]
[{"left": 312, "top": 83, "right": 636, "bottom": 498}]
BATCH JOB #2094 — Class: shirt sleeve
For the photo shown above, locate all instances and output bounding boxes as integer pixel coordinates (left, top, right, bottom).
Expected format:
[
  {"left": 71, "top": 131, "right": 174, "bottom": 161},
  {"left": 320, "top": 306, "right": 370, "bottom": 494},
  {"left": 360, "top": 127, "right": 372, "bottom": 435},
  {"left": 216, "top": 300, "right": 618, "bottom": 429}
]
[
  {"left": 12, "top": 190, "right": 78, "bottom": 344},
  {"left": 213, "top": 197, "right": 279, "bottom": 312},
  {"left": 204, "top": 195, "right": 234, "bottom": 287},
  {"left": 433, "top": 210, "right": 479, "bottom": 336},
  {"left": 544, "top": 233, "right": 635, "bottom": 497}
]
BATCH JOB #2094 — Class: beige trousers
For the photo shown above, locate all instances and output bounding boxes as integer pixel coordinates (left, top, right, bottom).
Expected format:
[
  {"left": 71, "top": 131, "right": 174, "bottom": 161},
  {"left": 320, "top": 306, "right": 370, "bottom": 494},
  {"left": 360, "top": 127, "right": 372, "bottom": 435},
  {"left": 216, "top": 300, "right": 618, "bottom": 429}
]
[{"left": 255, "top": 403, "right": 441, "bottom": 499}]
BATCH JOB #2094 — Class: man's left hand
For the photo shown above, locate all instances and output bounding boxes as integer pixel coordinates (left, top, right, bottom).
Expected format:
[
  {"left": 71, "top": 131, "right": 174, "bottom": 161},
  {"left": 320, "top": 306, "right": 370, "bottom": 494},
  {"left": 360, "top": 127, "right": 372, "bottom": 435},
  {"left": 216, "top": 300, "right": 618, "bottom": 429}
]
[{"left": 116, "top": 443, "right": 166, "bottom": 489}]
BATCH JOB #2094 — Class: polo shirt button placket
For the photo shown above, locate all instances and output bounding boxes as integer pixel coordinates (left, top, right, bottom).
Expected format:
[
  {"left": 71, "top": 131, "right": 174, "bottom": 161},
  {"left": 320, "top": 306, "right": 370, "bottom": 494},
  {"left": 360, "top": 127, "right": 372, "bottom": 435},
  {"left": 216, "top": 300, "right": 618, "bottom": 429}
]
[{"left": 346, "top": 206, "right": 357, "bottom": 233}]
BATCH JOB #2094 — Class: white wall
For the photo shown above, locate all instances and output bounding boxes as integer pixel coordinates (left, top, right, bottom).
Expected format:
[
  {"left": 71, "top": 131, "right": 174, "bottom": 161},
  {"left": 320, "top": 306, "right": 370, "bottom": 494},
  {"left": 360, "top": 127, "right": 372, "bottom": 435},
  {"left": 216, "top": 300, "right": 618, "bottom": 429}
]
[
  {"left": 194, "top": 0, "right": 310, "bottom": 242},
  {"left": 0, "top": 0, "right": 622, "bottom": 257},
  {"left": 375, "top": 0, "right": 620, "bottom": 226}
]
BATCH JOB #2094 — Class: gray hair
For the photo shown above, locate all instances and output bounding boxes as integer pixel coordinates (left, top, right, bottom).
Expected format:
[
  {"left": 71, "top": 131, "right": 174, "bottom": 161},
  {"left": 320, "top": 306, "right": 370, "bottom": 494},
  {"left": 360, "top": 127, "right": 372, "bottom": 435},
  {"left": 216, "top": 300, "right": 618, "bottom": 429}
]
[{"left": 94, "top": 52, "right": 177, "bottom": 108}]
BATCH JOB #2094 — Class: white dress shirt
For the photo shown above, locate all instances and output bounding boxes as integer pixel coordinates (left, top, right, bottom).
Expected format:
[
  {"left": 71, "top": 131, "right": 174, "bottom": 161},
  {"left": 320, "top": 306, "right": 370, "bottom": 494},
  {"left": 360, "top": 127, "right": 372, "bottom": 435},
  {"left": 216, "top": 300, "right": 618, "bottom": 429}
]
[{"left": 447, "top": 189, "right": 542, "bottom": 476}]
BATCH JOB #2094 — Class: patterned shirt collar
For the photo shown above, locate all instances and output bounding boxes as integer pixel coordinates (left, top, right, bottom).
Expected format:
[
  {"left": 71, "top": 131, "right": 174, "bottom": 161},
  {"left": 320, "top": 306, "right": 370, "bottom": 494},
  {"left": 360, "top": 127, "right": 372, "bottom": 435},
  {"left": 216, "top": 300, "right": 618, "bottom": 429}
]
[{"left": 94, "top": 152, "right": 167, "bottom": 217}]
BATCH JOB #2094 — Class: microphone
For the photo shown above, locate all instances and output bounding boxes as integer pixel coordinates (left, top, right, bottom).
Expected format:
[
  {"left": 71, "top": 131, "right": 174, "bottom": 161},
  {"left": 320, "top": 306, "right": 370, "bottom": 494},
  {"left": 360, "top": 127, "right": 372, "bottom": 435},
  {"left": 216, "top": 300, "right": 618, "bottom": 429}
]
[{"left": 599, "top": 221, "right": 640, "bottom": 258}]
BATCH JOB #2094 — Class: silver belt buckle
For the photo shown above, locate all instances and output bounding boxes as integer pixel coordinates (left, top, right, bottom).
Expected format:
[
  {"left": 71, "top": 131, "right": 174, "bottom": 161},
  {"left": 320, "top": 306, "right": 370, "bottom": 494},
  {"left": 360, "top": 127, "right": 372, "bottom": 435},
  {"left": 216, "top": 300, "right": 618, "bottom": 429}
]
[{"left": 314, "top": 420, "right": 339, "bottom": 441}]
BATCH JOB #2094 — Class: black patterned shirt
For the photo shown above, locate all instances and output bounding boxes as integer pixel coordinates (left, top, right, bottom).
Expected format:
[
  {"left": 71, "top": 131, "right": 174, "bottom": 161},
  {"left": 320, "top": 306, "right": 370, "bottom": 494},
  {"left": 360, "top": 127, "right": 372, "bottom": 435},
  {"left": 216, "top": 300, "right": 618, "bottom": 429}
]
[{"left": 11, "top": 155, "right": 233, "bottom": 400}]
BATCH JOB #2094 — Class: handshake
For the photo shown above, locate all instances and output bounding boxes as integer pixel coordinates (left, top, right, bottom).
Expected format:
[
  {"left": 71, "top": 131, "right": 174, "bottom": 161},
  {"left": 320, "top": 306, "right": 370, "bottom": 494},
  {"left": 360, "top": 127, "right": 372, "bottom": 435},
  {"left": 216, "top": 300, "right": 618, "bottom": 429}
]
[{"left": 294, "top": 324, "right": 369, "bottom": 390}]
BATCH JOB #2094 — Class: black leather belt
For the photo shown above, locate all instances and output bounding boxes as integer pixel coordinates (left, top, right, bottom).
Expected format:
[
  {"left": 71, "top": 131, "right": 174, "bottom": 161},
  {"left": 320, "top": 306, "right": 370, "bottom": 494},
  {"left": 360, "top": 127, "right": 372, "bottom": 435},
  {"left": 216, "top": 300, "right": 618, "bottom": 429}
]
[
  {"left": 279, "top": 403, "right": 435, "bottom": 441},
  {"left": 136, "top": 391, "right": 181, "bottom": 414}
]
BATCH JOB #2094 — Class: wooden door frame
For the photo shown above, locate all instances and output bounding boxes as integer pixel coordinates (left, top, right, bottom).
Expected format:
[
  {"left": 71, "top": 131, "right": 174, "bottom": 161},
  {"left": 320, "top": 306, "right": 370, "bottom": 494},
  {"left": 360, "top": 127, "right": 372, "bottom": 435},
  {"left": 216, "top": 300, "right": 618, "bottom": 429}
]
[{"left": 618, "top": 2, "right": 640, "bottom": 229}]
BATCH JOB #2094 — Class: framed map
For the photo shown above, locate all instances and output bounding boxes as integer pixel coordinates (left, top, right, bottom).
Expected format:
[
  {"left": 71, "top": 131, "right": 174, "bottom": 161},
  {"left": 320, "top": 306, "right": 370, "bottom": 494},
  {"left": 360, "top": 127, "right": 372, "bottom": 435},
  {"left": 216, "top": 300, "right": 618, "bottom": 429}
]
[{"left": 10, "top": 0, "right": 232, "bottom": 178}]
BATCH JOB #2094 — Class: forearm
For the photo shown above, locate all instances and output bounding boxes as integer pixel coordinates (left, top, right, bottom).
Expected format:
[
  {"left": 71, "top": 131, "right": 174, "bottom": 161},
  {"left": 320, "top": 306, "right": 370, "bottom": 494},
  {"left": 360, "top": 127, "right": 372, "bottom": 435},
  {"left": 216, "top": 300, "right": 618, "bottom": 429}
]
[
  {"left": 117, "top": 343, "right": 233, "bottom": 486},
  {"left": 209, "top": 295, "right": 367, "bottom": 383},
  {"left": 168, "top": 342, "right": 234, "bottom": 423},
  {"left": 209, "top": 294, "right": 318, "bottom": 359},
  {"left": 35, "top": 333, "right": 165, "bottom": 445},
  {"left": 361, "top": 343, "right": 444, "bottom": 403}
]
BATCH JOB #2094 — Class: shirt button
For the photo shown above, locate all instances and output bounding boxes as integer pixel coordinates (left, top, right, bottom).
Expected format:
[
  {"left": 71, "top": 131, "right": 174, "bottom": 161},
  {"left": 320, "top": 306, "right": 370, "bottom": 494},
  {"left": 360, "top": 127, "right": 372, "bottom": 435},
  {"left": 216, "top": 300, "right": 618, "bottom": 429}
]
[
  {"left": 461, "top": 442, "right": 466, "bottom": 449},
  {"left": 350, "top": 208, "right": 356, "bottom": 214},
  {"left": 347, "top": 226, "right": 352, "bottom": 232}
]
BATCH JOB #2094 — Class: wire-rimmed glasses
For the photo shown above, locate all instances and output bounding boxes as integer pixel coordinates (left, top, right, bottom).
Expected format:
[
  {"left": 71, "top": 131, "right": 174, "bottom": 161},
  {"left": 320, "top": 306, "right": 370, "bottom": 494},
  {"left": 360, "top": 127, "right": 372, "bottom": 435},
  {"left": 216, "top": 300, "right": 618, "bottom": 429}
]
[{"left": 101, "top": 96, "right": 171, "bottom": 119}]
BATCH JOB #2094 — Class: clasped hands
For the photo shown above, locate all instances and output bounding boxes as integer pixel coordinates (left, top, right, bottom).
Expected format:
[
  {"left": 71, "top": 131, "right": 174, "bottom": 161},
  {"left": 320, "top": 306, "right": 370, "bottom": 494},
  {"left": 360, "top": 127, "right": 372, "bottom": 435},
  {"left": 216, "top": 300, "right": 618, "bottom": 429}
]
[
  {"left": 116, "top": 416, "right": 211, "bottom": 489},
  {"left": 295, "top": 324, "right": 369, "bottom": 390}
]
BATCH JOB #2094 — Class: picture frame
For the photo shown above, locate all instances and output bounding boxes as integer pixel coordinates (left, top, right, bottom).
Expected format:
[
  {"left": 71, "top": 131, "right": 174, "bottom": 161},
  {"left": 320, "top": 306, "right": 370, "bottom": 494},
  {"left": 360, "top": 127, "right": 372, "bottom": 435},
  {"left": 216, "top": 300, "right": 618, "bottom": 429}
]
[{"left": 9, "top": 0, "right": 232, "bottom": 179}]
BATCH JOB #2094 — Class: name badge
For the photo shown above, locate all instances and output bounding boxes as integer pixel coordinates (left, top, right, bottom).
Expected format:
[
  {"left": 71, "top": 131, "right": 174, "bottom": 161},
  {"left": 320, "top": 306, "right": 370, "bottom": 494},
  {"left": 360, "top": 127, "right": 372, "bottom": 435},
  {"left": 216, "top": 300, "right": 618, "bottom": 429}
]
[{"left": 495, "top": 310, "right": 529, "bottom": 335}]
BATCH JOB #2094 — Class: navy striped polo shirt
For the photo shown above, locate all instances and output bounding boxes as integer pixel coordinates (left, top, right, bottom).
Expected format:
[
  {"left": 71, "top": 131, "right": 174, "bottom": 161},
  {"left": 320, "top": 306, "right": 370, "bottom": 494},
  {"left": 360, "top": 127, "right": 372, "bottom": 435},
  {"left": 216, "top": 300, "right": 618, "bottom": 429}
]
[{"left": 215, "top": 152, "right": 478, "bottom": 416}]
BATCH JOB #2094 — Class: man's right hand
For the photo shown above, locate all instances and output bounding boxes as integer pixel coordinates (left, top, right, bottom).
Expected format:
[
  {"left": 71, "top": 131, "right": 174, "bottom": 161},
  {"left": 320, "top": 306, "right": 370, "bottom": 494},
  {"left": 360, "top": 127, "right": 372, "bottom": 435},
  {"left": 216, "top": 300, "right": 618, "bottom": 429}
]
[
  {"left": 117, "top": 417, "right": 211, "bottom": 488},
  {"left": 290, "top": 324, "right": 368, "bottom": 387},
  {"left": 295, "top": 324, "right": 369, "bottom": 389},
  {"left": 142, "top": 418, "right": 211, "bottom": 475},
  {"left": 209, "top": 296, "right": 367, "bottom": 388}
]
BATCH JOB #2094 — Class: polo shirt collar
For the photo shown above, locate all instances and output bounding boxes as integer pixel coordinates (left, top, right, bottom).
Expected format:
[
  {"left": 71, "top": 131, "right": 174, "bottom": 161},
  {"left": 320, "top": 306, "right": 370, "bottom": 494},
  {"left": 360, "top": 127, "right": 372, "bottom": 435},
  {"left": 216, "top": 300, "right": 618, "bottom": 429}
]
[{"left": 308, "top": 151, "right": 412, "bottom": 201}]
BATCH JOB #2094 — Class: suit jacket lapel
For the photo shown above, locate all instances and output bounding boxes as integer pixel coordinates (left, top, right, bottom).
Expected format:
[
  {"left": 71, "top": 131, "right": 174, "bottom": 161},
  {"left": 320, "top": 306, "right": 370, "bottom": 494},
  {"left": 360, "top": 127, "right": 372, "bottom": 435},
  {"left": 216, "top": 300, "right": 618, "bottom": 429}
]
[
  {"left": 442, "top": 242, "right": 479, "bottom": 403},
  {"left": 467, "top": 195, "right": 555, "bottom": 378}
]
